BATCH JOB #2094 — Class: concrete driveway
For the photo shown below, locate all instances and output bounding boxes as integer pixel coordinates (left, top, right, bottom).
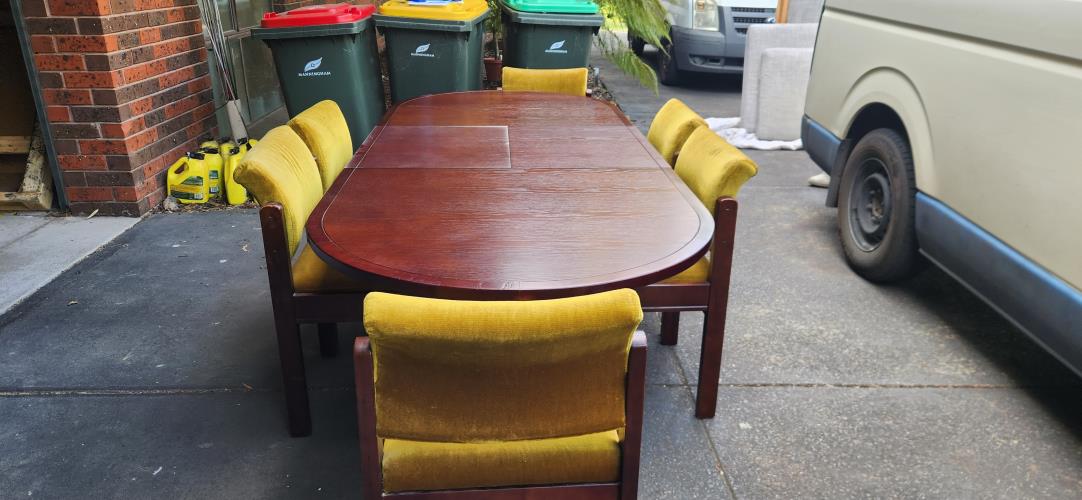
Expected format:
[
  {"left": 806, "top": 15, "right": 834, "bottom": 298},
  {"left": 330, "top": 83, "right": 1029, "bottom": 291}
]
[
  {"left": 0, "top": 48, "right": 1079, "bottom": 499},
  {"left": 596, "top": 46, "right": 1082, "bottom": 498}
]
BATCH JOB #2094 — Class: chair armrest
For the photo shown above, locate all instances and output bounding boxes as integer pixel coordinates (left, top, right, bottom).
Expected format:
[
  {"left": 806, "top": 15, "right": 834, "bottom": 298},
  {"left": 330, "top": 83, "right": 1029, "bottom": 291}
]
[
  {"left": 354, "top": 337, "right": 383, "bottom": 499},
  {"left": 259, "top": 202, "right": 296, "bottom": 296}
]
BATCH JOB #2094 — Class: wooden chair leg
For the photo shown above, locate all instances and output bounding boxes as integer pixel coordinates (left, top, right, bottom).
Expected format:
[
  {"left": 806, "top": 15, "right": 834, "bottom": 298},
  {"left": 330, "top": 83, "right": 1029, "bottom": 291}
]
[
  {"left": 695, "top": 311, "right": 725, "bottom": 418},
  {"left": 276, "top": 321, "right": 312, "bottom": 437},
  {"left": 659, "top": 312, "right": 680, "bottom": 345},
  {"left": 318, "top": 323, "right": 338, "bottom": 358}
]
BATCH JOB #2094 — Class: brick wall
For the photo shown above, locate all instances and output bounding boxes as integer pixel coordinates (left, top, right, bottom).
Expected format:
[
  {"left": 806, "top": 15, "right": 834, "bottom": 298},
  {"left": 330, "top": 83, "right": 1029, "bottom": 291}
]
[{"left": 22, "top": 0, "right": 216, "bottom": 216}]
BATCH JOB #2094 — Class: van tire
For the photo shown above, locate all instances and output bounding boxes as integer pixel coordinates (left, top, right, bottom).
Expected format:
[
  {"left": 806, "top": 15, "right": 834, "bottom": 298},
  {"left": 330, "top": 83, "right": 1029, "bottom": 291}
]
[
  {"left": 629, "top": 34, "right": 646, "bottom": 56},
  {"left": 837, "top": 128, "right": 920, "bottom": 282},
  {"left": 658, "top": 39, "right": 682, "bottom": 86}
]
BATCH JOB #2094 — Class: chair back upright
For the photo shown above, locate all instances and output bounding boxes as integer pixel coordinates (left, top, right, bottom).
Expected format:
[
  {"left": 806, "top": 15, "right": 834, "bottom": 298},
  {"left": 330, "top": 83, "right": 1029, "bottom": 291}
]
[
  {"left": 647, "top": 98, "right": 708, "bottom": 166},
  {"left": 502, "top": 67, "right": 589, "bottom": 97},
  {"left": 287, "top": 100, "right": 353, "bottom": 193},
  {"left": 362, "top": 289, "right": 644, "bottom": 443},
  {"left": 674, "top": 126, "right": 758, "bottom": 215},
  {"left": 234, "top": 126, "right": 323, "bottom": 255}
]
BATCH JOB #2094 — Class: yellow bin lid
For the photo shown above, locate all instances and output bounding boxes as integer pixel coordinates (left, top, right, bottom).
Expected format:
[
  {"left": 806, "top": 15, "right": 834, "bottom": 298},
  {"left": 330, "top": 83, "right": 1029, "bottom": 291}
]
[{"left": 377, "top": 0, "right": 489, "bottom": 21}]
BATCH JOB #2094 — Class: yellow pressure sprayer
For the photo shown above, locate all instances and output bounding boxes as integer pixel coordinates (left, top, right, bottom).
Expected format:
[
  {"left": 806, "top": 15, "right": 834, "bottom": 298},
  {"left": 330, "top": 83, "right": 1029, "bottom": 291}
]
[{"left": 166, "top": 151, "right": 210, "bottom": 204}]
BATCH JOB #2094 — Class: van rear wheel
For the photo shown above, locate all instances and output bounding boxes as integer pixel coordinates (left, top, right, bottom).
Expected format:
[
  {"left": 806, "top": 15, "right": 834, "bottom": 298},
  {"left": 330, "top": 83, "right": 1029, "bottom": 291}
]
[{"left": 837, "top": 128, "right": 920, "bottom": 282}]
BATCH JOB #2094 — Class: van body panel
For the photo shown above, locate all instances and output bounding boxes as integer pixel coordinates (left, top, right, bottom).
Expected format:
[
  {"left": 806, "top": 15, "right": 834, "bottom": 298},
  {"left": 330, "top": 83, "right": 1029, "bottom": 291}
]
[
  {"left": 829, "top": 0, "right": 1082, "bottom": 61},
  {"left": 917, "top": 193, "right": 1082, "bottom": 376},
  {"left": 803, "top": 0, "right": 1082, "bottom": 374},
  {"left": 806, "top": 1, "right": 1082, "bottom": 290}
]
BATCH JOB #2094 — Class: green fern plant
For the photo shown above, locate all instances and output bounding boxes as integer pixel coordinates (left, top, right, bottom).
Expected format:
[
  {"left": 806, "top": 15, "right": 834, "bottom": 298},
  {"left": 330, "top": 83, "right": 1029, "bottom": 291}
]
[{"left": 594, "top": 0, "right": 670, "bottom": 93}]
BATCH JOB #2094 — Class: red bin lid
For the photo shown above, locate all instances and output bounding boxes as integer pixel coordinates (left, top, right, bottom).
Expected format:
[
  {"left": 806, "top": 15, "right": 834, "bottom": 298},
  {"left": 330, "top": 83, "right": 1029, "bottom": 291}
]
[{"left": 260, "top": 3, "right": 376, "bottom": 28}]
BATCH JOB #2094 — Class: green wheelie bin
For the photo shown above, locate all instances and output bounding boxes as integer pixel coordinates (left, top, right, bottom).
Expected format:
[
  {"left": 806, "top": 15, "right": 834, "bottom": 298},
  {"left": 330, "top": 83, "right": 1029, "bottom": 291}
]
[
  {"left": 253, "top": 4, "right": 384, "bottom": 150},
  {"left": 499, "top": 0, "right": 603, "bottom": 69},
  {"left": 374, "top": 0, "right": 489, "bottom": 104}
]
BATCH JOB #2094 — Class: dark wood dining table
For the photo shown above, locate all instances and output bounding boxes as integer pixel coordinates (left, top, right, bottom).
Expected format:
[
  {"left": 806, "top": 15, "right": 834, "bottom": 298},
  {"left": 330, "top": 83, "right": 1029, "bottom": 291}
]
[{"left": 306, "top": 91, "right": 714, "bottom": 300}]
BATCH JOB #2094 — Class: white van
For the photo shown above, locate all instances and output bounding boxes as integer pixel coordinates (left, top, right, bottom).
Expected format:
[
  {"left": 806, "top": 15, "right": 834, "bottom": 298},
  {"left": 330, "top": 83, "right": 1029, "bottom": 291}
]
[
  {"left": 629, "top": 0, "right": 779, "bottom": 85},
  {"left": 801, "top": 0, "right": 1082, "bottom": 374}
]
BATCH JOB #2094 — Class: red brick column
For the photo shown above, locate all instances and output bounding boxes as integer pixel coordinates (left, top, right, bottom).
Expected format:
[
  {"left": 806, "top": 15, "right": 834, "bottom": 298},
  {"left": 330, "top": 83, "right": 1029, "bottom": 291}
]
[{"left": 22, "top": 0, "right": 217, "bottom": 216}]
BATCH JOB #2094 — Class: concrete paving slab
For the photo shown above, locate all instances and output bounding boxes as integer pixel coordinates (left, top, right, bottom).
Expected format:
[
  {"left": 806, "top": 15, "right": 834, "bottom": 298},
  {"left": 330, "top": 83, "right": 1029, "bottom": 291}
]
[
  {"left": 639, "top": 385, "right": 733, "bottom": 500},
  {"left": 0, "top": 391, "right": 360, "bottom": 499},
  {"left": 640, "top": 312, "right": 689, "bottom": 386},
  {"left": 0, "top": 213, "right": 51, "bottom": 246},
  {"left": 707, "top": 386, "right": 1082, "bottom": 499},
  {"left": 0, "top": 214, "right": 138, "bottom": 315},
  {"left": 742, "top": 149, "right": 823, "bottom": 188}
]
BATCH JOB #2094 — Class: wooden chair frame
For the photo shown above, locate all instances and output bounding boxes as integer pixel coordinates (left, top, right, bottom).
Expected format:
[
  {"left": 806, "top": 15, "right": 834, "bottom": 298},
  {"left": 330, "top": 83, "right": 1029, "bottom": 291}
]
[
  {"left": 353, "top": 332, "right": 648, "bottom": 499},
  {"left": 260, "top": 202, "right": 367, "bottom": 437},
  {"left": 635, "top": 196, "right": 738, "bottom": 418}
]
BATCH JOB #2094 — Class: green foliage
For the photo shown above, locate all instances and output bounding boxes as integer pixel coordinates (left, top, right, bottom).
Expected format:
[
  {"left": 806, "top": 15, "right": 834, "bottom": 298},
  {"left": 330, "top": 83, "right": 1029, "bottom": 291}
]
[
  {"left": 485, "top": 0, "right": 503, "bottom": 36},
  {"left": 594, "top": 0, "right": 670, "bottom": 94},
  {"left": 596, "top": 0, "right": 669, "bottom": 49},
  {"left": 594, "top": 30, "right": 659, "bottom": 93}
]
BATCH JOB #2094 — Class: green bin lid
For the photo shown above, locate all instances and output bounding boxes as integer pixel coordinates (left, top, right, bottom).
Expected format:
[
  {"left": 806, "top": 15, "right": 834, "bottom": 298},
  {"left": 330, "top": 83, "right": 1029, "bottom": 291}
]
[{"left": 502, "top": 0, "right": 599, "bottom": 14}]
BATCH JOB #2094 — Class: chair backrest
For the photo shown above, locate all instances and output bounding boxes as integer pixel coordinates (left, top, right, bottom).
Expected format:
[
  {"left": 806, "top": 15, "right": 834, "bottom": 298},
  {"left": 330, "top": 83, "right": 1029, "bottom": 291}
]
[
  {"left": 234, "top": 126, "right": 324, "bottom": 255},
  {"left": 674, "top": 126, "right": 758, "bottom": 215},
  {"left": 287, "top": 100, "right": 353, "bottom": 193},
  {"left": 646, "top": 98, "right": 708, "bottom": 166},
  {"left": 502, "top": 67, "right": 589, "bottom": 97},
  {"left": 363, "top": 289, "right": 643, "bottom": 442}
]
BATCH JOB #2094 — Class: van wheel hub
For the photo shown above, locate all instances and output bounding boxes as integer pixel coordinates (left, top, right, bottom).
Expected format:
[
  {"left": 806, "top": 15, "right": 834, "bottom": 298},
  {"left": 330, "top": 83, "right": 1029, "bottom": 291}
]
[{"left": 849, "top": 158, "right": 892, "bottom": 251}]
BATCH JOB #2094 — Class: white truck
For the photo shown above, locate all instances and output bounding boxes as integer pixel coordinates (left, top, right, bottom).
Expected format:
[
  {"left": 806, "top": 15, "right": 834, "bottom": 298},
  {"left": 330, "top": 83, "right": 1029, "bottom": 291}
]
[{"left": 629, "top": 0, "right": 778, "bottom": 85}]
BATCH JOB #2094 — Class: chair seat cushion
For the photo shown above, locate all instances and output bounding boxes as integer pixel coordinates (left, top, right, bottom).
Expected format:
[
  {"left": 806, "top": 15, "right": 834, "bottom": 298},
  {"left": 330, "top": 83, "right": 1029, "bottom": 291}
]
[
  {"left": 662, "top": 255, "right": 710, "bottom": 284},
  {"left": 381, "top": 430, "right": 622, "bottom": 493},
  {"left": 291, "top": 244, "right": 363, "bottom": 293}
]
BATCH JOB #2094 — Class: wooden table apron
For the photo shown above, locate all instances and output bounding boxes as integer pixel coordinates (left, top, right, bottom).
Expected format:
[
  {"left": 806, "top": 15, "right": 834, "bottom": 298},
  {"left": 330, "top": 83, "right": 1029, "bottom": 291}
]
[{"left": 306, "top": 91, "right": 714, "bottom": 300}]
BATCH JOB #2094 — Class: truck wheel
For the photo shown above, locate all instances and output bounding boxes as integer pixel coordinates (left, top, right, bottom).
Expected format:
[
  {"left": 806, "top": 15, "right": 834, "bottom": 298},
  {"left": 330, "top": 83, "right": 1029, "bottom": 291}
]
[
  {"left": 837, "top": 128, "right": 921, "bottom": 282},
  {"left": 658, "top": 40, "right": 682, "bottom": 86},
  {"left": 628, "top": 34, "right": 646, "bottom": 56}
]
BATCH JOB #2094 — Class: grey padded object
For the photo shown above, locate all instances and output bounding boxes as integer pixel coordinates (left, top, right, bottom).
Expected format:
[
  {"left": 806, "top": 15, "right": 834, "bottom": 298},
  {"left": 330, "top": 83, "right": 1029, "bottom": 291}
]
[
  {"left": 756, "top": 47, "right": 813, "bottom": 141},
  {"left": 739, "top": 23, "right": 818, "bottom": 133},
  {"left": 788, "top": 0, "right": 825, "bottom": 24}
]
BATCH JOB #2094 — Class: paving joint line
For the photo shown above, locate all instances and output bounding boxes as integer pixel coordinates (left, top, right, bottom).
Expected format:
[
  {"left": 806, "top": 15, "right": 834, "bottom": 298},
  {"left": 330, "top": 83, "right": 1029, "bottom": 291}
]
[
  {"left": 654, "top": 323, "right": 739, "bottom": 500},
  {"left": 680, "top": 381, "right": 740, "bottom": 500}
]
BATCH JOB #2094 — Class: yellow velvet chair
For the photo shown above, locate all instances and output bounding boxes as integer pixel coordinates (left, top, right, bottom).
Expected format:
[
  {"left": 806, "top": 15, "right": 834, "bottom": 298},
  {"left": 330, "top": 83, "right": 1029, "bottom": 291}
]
[
  {"left": 287, "top": 100, "right": 353, "bottom": 193},
  {"left": 502, "top": 66, "right": 589, "bottom": 97},
  {"left": 354, "top": 289, "right": 648, "bottom": 499},
  {"left": 234, "top": 125, "right": 366, "bottom": 437},
  {"left": 646, "top": 98, "right": 708, "bottom": 166},
  {"left": 635, "top": 126, "right": 757, "bottom": 418}
]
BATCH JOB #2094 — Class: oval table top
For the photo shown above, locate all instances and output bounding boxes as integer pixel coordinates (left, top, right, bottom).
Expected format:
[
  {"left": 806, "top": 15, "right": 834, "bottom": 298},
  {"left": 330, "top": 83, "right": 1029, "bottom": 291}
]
[{"left": 306, "top": 91, "right": 714, "bottom": 300}]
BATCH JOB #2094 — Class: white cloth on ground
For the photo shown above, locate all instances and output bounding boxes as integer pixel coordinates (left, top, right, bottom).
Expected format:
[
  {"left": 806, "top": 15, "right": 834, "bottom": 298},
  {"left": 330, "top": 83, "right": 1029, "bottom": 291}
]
[{"left": 705, "top": 117, "right": 803, "bottom": 151}]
